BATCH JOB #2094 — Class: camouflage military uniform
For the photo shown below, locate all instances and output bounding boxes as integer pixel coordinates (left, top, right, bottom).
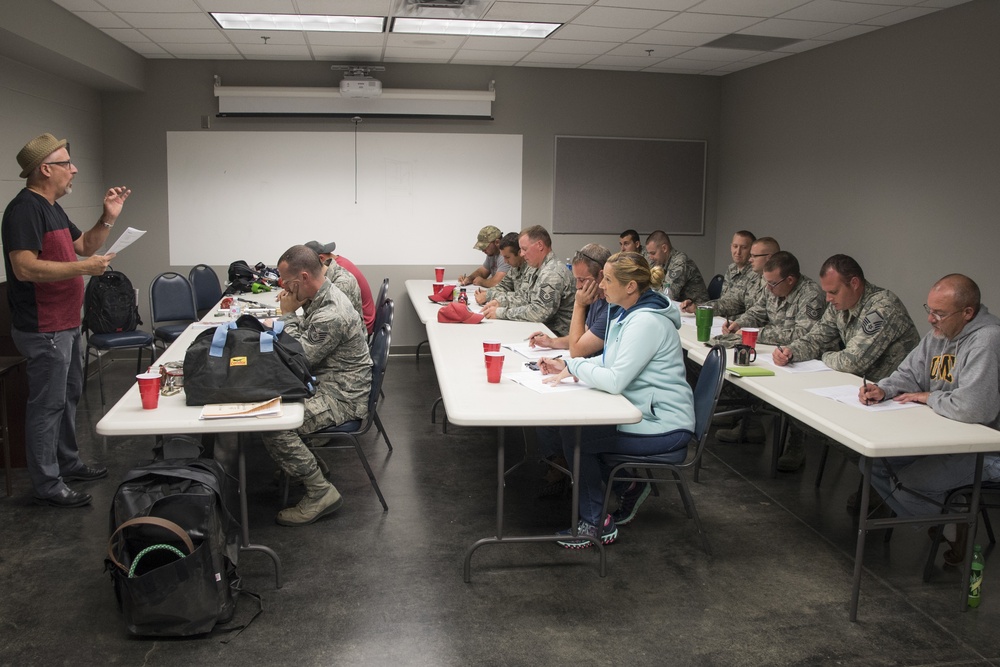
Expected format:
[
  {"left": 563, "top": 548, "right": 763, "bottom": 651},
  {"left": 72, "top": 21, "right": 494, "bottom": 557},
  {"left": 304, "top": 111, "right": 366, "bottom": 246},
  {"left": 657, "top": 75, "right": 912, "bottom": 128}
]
[
  {"left": 486, "top": 262, "right": 535, "bottom": 305},
  {"left": 787, "top": 280, "right": 920, "bottom": 381},
  {"left": 715, "top": 275, "right": 825, "bottom": 347},
  {"left": 325, "top": 261, "right": 363, "bottom": 327},
  {"left": 262, "top": 280, "right": 373, "bottom": 478},
  {"left": 705, "top": 263, "right": 761, "bottom": 318},
  {"left": 494, "top": 252, "right": 576, "bottom": 337},
  {"left": 663, "top": 249, "right": 710, "bottom": 303}
]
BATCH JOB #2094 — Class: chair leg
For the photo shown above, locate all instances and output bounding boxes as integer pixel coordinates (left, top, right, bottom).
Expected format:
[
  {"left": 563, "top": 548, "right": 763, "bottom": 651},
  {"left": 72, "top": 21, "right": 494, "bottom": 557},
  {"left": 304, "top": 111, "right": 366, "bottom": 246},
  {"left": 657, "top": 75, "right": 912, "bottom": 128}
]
[
  {"left": 983, "top": 507, "right": 996, "bottom": 545},
  {"left": 96, "top": 349, "right": 107, "bottom": 408},
  {"left": 352, "top": 438, "right": 388, "bottom": 511},
  {"left": 677, "top": 476, "right": 711, "bottom": 556},
  {"left": 672, "top": 470, "right": 694, "bottom": 518},
  {"left": 374, "top": 411, "right": 392, "bottom": 451},
  {"left": 814, "top": 443, "right": 831, "bottom": 487}
]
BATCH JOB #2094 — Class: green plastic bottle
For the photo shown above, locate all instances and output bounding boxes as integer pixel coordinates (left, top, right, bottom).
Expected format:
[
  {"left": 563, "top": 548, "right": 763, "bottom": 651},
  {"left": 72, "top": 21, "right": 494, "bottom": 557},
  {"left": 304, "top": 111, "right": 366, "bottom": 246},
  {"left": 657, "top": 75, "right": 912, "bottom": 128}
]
[{"left": 968, "top": 544, "right": 984, "bottom": 608}]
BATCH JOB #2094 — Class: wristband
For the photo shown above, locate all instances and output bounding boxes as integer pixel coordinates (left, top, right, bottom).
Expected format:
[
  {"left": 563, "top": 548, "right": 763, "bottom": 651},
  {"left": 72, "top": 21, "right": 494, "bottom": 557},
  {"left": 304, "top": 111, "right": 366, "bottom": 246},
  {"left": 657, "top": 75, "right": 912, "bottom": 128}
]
[{"left": 102, "top": 222, "right": 114, "bottom": 228}]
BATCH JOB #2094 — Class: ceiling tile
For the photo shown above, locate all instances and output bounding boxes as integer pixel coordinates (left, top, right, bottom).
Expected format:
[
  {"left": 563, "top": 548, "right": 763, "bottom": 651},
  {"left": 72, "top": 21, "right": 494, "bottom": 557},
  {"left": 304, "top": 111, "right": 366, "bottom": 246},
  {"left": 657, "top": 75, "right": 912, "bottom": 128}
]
[
  {"left": 387, "top": 33, "right": 467, "bottom": 49},
  {"left": 863, "top": 6, "right": 940, "bottom": 25},
  {"left": 772, "top": 38, "right": 831, "bottom": 52},
  {"left": 384, "top": 47, "right": 456, "bottom": 61},
  {"left": 451, "top": 50, "right": 522, "bottom": 64},
  {"left": 484, "top": 2, "right": 584, "bottom": 22},
  {"left": 634, "top": 29, "right": 725, "bottom": 47},
  {"left": 597, "top": 0, "right": 701, "bottom": 9},
  {"left": 743, "top": 51, "right": 794, "bottom": 63},
  {"left": 604, "top": 43, "right": 688, "bottom": 58},
  {"left": 309, "top": 45, "right": 384, "bottom": 59},
  {"left": 678, "top": 46, "right": 762, "bottom": 62},
  {"left": 99, "top": 0, "right": 201, "bottom": 11},
  {"left": 919, "top": 0, "right": 974, "bottom": 7},
  {"left": 297, "top": 0, "right": 393, "bottom": 13},
  {"left": 520, "top": 51, "right": 594, "bottom": 64},
  {"left": 306, "top": 32, "right": 384, "bottom": 46},
  {"left": 122, "top": 42, "right": 171, "bottom": 55},
  {"left": 236, "top": 44, "right": 313, "bottom": 57},
  {"left": 140, "top": 28, "right": 229, "bottom": 43},
  {"left": 117, "top": 12, "right": 218, "bottom": 29},
  {"left": 161, "top": 42, "right": 240, "bottom": 55},
  {"left": 201, "top": 0, "right": 295, "bottom": 11},
  {"left": 738, "top": 17, "right": 847, "bottom": 39},
  {"left": 644, "top": 58, "right": 717, "bottom": 71},
  {"left": 691, "top": 0, "right": 812, "bottom": 17},
  {"left": 549, "top": 24, "right": 645, "bottom": 41},
  {"left": 778, "top": 0, "right": 898, "bottom": 23},
  {"left": 572, "top": 6, "right": 675, "bottom": 29},
  {"left": 515, "top": 61, "right": 580, "bottom": 69},
  {"left": 224, "top": 31, "right": 306, "bottom": 44},
  {"left": 532, "top": 39, "right": 612, "bottom": 54},
  {"left": 582, "top": 53, "right": 667, "bottom": 67},
  {"left": 656, "top": 12, "right": 764, "bottom": 33},
  {"left": 75, "top": 12, "right": 130, "bottom": 28},
  {"left": 463, "top": 35, "right": 540, "bottom": 51}
]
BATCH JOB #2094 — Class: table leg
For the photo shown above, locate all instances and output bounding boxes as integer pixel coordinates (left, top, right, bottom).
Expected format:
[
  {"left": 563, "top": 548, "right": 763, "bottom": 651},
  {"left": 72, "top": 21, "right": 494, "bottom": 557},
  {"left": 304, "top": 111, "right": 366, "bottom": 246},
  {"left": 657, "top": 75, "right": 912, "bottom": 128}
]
[
  {"left": 849, "top": 456, "right": 873, "bottom": 622},
  {"left": 415, "top": 339, "right": 428, "bottom": 362},
  {"left": 234, "top": 433, "right": 283, "bottom": 589},
  {"left": 463, "top": 425, "right": 602, "bottom": 582}
]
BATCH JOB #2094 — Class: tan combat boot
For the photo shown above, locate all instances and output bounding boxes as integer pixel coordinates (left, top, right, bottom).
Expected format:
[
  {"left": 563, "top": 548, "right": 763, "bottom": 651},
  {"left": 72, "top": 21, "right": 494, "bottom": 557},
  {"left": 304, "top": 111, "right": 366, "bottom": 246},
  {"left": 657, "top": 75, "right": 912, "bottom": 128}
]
[{"left": 276, "top": 469, "right": 343, "bottom": 526}]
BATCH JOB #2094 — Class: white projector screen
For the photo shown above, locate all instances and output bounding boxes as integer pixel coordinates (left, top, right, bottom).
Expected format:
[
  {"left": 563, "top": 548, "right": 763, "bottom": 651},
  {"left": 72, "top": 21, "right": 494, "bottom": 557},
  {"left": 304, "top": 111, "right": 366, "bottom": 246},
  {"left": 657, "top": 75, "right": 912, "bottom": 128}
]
[{"left": 167, "top": 131, "right": 522, "bottom": 267}]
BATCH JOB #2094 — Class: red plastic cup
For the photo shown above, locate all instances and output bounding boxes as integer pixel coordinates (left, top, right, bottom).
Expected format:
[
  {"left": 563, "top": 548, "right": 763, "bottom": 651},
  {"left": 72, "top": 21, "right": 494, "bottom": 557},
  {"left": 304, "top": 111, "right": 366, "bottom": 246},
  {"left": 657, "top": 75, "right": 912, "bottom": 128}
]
[
  {"left": 485, "top": 352, "right": 504, "bottom": 383},
  {"left": 433, "top": 282, "right": 444, "bottom": 294},
  {"left": 483, "top": 340, "right": 501, "bottom": 367},
  {"left": 136, "top": 372, "right": 161, "bottom": 410},
  {"left": 435, "top": 267, "right": 445, "bottom": 282},
  {"left": 742, "top": 327, "right": 760, "bottom": 348}
]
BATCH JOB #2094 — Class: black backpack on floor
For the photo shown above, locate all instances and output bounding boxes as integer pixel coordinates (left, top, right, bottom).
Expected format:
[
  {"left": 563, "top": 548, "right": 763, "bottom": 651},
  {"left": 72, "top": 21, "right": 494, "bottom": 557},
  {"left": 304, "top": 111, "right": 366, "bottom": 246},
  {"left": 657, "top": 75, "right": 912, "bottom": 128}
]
[
  {"left": 84, "top": 269, "right": 141, "bottom": 334},
  {"left": 105, "top": 459, "right": 242, "bottom": 637}
]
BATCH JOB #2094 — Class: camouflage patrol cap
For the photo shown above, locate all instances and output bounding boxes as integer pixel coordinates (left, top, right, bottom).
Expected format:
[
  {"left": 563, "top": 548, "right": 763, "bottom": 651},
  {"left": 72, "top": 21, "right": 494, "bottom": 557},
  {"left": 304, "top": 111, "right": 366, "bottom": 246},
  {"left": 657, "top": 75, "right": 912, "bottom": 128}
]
[{"left": 473, "top": 226, "right": 502, "bottom": 251}]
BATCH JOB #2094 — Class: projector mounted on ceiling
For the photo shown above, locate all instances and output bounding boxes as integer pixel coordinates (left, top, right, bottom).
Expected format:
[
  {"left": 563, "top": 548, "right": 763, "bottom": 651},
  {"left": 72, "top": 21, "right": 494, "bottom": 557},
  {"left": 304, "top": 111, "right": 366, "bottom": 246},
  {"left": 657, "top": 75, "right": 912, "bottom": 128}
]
[
  {"left": 333, "top": 65, "right": 385, "bottom": 98},
  {"left": 398, "top": 0, "right": 488, "bottom": 20}
]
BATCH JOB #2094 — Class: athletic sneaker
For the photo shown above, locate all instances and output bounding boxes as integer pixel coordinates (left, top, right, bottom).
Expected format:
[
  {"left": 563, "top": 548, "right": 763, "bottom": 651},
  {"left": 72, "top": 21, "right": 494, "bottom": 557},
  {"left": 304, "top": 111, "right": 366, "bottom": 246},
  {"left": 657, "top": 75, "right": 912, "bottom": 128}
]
[
  {"left": 612, "top": 482, "right": 652, "bottom": 526},
  {"left": 556, "top": 514, "right": 617, "bottom": 549}
]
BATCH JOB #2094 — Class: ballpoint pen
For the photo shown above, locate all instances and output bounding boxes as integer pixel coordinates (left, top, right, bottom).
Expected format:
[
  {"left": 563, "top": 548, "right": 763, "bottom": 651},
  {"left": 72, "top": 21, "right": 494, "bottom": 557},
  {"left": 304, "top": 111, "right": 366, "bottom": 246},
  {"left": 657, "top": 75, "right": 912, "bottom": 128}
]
[{"left": 862, "top": 374, "right": 871, "bottom": 405}]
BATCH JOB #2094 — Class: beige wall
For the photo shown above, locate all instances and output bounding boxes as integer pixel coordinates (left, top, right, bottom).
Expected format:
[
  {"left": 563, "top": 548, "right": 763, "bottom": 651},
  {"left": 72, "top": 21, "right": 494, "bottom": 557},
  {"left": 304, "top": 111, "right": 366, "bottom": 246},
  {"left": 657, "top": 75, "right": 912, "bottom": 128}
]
[{"left": 716, "top": 0, "right": 999, "bottom": 335}]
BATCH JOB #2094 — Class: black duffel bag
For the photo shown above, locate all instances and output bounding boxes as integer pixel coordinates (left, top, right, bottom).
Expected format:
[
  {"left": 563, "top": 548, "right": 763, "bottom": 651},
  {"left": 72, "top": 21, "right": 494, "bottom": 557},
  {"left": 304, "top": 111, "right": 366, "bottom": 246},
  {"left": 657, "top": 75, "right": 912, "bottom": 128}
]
[
  {"left": 183, "top": 314, "right": 316, "bottom": 406},
  {"left": 105, "top": 459, "right": 241, "bottom": 637}
]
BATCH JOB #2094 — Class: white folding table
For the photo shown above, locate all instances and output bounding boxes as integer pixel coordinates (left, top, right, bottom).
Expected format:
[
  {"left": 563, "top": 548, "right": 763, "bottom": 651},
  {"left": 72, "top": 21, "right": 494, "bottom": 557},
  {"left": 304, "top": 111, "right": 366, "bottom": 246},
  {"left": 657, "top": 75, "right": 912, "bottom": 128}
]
[
  {"left": 96, "top": 291, "right": 302, "bottom": 588},
  {"left": 425, "top": 318, "right": 641, "bottom": 580},
  {"left": 677, "top": 318, "right": 1000, "bottom": 620}
]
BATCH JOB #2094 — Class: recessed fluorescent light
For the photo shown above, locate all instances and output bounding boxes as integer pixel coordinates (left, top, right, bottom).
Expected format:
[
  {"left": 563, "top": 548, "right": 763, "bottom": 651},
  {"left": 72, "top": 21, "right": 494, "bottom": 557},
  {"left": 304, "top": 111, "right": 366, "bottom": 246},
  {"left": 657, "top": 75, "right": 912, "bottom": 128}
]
[
  {"left": 391, "top": 18, "right": 559, "bottom": 38},
  {"left": 211, "top": 13, "right": 385, "bottom": 33}
]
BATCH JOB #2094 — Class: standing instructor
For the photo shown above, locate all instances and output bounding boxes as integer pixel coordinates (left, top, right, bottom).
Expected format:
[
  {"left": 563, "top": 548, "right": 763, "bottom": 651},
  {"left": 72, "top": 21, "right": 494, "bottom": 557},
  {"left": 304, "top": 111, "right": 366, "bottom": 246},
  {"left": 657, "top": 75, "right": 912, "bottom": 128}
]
[{"left": 2, "top": 133, "right": 129, "bottom": 507}]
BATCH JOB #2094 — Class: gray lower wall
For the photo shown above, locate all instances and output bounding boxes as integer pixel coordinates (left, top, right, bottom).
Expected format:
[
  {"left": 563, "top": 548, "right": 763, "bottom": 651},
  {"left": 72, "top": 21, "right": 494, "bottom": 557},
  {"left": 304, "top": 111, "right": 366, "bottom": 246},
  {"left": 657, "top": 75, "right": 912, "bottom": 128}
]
[
  {"left": 98, "top": 61, "right": 721, "bottom": 347},
  {"left": 717, "top": 0, "right": 999, "bottom": 335}
]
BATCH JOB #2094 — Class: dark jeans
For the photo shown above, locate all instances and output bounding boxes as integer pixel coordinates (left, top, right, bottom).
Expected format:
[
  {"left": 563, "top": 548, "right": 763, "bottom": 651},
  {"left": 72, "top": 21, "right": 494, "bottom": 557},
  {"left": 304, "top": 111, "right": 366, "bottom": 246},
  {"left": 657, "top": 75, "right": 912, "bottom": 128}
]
[
  {"left": 560, "top": 424, "right": 693, "bottom": 525},
  {"left": 11, "top": 326, "right": 84, "bottom": 497}
]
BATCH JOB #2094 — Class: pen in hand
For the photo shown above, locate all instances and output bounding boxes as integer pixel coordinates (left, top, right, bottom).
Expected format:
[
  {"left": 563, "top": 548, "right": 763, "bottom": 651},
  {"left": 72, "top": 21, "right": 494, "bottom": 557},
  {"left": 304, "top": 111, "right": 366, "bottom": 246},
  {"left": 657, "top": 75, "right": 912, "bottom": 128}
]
[{"left": 862, "top": 374, "right": 871, "bottom": 405}]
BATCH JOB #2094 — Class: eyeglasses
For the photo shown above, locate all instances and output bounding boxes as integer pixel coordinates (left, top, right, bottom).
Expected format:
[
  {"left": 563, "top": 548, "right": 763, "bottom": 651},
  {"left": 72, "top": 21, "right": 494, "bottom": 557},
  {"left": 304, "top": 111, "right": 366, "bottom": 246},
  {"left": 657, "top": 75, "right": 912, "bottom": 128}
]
[
  {"left": 750, "top": 253, "right": 772, "bottom": 259},
  {"left": 766, "top": 276, "right": 789, "bottom": 289},
  {"left": 923, "top": 304, "right": 963, "bottom": 323},
  {"left": 43, "top": 160, "right": 73, "bottom": 169}
]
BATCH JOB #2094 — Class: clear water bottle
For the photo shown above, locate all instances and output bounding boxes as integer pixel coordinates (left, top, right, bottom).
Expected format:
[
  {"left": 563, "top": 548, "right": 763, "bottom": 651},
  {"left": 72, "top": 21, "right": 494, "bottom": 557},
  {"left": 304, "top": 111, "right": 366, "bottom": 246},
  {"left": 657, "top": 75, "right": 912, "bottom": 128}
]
[{"left": 968, "top": 544, "right": 984, "bottom": 608}]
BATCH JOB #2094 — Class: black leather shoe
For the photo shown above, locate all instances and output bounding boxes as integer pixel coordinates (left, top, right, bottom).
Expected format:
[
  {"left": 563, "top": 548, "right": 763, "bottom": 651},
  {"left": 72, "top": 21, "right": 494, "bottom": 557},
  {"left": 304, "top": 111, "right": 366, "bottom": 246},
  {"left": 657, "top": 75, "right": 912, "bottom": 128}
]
[
  {"left": 33, "top": 487, "right": 92, "bottom": 508},
  {"left": 62, "top": 464, "right": 108, "bottom": 482}
]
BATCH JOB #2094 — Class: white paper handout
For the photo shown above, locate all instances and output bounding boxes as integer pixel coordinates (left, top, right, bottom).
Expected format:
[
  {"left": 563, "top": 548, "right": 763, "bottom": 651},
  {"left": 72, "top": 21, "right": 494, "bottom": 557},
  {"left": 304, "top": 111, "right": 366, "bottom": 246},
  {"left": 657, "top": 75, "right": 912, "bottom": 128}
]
[
  {"left": 757, "top": 353, "right": 833, "bottom": 373},
  {"left": 806, "top": 385, "right": 922, "bottom": 412},
  {"left": 106, "top": 226, "right": 146, "bottom": 255},
  {"left": 503, "top": 341, "right": 559, "bottom": 360},
  {"left": 507, "top": 371, "right": 592, "bottom": 394}
]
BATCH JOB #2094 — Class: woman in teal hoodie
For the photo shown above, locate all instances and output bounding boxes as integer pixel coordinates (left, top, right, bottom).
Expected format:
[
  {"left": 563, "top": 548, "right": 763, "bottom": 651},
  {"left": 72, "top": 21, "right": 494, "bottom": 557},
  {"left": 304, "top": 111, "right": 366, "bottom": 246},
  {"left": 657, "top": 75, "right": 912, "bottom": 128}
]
[{"left": 541, "top": 252, "right": 695, "bottom": 548}]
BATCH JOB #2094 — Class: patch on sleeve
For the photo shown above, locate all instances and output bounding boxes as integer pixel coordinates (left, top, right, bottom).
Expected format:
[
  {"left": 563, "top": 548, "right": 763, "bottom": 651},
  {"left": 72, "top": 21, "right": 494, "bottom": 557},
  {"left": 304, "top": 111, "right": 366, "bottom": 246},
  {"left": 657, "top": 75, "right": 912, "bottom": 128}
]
[
  {"left": 806, "top": 304, "right": 823, "bottom": 320},
  {"left": 307, "top": 328, "right": 330, "bottom": 345},
  {"left": 861, "top": 310, "right": 885, "bottom": 335}
]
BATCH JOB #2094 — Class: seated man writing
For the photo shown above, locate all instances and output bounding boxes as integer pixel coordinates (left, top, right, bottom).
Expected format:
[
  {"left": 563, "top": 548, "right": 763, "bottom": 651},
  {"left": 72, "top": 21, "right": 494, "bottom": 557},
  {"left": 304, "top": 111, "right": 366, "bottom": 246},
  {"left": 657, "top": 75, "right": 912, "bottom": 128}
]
[
  {"left": 459, "top": 225, "right": 509, "bottom": 288},
  {"left": 858, "top": 274, "right": 1000, "bottom": 565},
  {"left": 475, "top": 232, "right": 532, "bottom": 305},
  {"left": 263, "top": 245, "right": 373, "bottom": 527}
]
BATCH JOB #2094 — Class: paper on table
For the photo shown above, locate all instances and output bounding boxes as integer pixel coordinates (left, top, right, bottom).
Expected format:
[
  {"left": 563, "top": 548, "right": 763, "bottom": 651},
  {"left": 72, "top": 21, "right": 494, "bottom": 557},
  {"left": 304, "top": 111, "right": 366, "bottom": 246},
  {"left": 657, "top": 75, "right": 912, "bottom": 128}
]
[
  {"left": 806, "top": 385, "right": 922, "bottom": 412},
  {"left": 756, "top": 353, "right": 832, "bottom": 373},
  {"left": 200, "top": 397, "right": 283, "bottom": 419},
  {"left": 507, "top": 371, "right": 592, "bottom": 394},
  {"left": 106, "top": 226, "right": 146, "bottom": 255},
  {"left": 503, "top": 341, "right": 558, "bottom": 359}
]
